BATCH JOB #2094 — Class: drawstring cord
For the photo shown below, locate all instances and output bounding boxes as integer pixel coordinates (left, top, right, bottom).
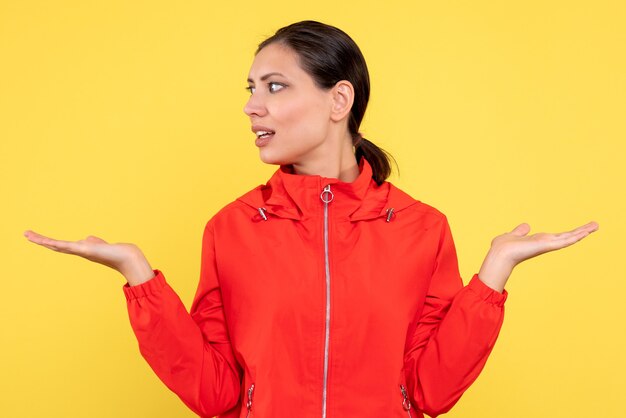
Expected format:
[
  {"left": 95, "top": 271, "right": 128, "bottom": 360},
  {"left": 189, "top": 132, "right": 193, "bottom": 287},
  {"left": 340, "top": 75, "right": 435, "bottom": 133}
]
[{"left": 386, "top": 208, "right": 395, "bottom": 222}]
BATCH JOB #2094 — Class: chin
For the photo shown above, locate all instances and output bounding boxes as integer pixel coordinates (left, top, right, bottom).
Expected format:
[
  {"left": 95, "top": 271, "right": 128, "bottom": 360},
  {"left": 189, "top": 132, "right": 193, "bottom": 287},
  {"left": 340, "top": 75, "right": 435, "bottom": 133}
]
[{"left": 258, "top": 150, "right": 295, "bottom": 166}]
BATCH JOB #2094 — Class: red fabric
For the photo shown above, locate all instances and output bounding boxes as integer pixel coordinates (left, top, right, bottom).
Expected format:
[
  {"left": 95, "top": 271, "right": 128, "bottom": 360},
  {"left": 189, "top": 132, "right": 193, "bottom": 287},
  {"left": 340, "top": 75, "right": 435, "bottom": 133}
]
[{"left": 123, "top": 157, "right": 507, "bottom": 418}]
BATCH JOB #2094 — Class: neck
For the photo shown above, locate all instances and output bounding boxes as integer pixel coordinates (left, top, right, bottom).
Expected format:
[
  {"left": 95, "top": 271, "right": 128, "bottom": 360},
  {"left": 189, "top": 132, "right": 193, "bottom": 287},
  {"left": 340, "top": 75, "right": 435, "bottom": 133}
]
[{"left": 290, "top": 132, "right": 360, "bottom": 182}]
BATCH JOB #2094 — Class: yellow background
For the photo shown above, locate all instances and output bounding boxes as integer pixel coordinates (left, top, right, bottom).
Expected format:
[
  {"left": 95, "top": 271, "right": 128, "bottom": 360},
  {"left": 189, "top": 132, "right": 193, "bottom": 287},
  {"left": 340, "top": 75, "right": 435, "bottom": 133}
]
[{"left": 2, "top": 0, "right": 624, "bottom": 416}]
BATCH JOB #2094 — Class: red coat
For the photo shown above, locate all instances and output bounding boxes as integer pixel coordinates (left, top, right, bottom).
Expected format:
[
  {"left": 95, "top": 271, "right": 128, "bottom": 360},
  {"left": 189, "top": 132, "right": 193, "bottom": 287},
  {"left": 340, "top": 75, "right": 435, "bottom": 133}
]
[{"left": 123, "top": 157, "right": 507, "bottom": 418}]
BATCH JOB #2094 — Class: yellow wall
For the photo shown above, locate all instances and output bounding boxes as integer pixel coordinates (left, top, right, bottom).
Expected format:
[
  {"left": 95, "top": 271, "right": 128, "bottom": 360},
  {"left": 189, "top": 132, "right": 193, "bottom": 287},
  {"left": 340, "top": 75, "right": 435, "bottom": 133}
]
[{"left": 2, "top": 0, "right": 624, "bottom": 416}]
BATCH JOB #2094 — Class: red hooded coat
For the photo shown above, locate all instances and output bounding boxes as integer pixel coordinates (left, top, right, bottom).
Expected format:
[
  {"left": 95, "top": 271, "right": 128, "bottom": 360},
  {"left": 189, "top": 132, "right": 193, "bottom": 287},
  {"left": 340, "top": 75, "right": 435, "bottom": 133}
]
[{"left": 123, "top": 157, "right": 507, "bottom": 418}]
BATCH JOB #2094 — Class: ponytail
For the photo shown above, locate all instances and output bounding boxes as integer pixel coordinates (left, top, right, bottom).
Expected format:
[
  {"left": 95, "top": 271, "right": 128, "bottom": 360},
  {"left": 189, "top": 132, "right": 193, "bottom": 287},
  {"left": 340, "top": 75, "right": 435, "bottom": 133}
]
[{"left": 353, "top": 132, "right": 397, "bottom": 186}]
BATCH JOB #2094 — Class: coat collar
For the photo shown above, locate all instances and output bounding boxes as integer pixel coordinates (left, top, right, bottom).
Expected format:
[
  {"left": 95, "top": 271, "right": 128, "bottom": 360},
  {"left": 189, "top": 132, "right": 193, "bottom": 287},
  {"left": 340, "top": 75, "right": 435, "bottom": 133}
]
[{"left": 236, "top": 157, "right": 418, "bottom": 222}]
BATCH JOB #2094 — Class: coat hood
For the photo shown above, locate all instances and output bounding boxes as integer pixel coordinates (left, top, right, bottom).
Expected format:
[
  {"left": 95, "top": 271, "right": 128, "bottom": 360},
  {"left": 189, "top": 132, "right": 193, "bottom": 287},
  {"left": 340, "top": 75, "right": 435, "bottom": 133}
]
[{"left": 236, "top": 157, "right": 419, "bottom": 222}]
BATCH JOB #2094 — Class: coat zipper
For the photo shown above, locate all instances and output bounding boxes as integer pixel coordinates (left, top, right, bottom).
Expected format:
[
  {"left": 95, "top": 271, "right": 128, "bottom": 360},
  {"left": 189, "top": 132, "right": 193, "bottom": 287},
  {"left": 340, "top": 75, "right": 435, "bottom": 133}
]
[
  {"left": 320, "top": 184, "right": 334, "bottom": 418},
  {"left": 400, "top": 384, "right": 413, "bottom": 418},
  {"left": 245, "top": 383, "right": 255, "bottom": 418}
]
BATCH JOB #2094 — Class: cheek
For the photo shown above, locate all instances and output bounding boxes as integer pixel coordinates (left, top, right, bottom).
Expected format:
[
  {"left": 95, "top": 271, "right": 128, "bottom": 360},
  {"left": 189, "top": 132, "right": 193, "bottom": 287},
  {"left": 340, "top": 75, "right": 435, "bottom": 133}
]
[
  {"left": 258, "top": 95, "right": 331, "bottom": 164},
  {"left": 277, "top": 96, "right": 330, "bottom": 137}
]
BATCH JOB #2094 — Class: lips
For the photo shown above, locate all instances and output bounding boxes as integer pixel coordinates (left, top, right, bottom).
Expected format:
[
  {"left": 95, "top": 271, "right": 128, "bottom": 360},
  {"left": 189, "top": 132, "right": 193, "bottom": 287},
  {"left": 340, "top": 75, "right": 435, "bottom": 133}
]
[
  {"left": 255, "top": 132, "right": 274, "bottom": 147},
  {"left": 252, "top": 125, "right": 275, "bottom": 136},
  {"left": 252, "top": 125, "right": 276, "bottom": 147}
]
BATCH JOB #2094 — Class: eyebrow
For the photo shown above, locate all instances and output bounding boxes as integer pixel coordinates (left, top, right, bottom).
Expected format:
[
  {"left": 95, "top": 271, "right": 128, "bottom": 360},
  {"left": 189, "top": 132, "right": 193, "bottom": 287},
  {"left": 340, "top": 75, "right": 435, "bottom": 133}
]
[{"left": 247, "top": 72, "right": 286, "bottom": 83}]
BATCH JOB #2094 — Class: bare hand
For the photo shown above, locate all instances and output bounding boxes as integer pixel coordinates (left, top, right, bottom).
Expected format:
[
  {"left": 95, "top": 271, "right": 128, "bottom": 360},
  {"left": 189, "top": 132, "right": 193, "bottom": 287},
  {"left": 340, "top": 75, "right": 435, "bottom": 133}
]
[
  {"left": 23, "top": 230, "right": 155, "bottom": 285},
  {"left": 478, "top": 221, "right": 599, "bottom": 292}
]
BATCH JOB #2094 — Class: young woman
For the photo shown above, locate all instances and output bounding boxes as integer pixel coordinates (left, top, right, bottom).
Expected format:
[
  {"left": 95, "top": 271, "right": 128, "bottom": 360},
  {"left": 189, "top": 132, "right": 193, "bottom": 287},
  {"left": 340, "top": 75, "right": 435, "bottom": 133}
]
[{"left": 24, "top": 20, "right": 598, "bottom": 418}]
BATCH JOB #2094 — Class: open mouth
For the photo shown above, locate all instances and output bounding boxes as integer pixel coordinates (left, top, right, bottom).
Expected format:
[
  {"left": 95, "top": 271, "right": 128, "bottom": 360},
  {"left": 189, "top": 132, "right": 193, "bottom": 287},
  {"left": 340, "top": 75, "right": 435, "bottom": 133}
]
[{"left": 256, "top": 130, "right": 275, "bottom": 139}]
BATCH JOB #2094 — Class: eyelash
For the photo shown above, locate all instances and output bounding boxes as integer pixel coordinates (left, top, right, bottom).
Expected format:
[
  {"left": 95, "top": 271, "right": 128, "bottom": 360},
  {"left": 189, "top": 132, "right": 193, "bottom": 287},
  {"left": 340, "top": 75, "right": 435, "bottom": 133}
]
[{"left": 245, "top": 82, "right": 285, "bottom": 95}]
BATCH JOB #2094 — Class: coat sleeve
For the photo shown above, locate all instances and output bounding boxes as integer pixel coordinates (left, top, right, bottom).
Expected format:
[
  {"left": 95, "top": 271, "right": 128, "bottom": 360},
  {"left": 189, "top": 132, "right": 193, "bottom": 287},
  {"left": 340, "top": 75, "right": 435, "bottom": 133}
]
[
  {"left": 123, "top": 218, "right": 241, "bottom": 417},
  {"left": 403, "top": 215, "right": 507, "bottom": 418}
]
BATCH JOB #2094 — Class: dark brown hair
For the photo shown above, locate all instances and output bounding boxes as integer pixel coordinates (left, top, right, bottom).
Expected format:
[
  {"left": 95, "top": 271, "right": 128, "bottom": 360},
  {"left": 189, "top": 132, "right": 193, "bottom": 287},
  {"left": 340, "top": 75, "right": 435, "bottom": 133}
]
[{"left": 256, "top": 20, "right": 396, "bottom": 185}]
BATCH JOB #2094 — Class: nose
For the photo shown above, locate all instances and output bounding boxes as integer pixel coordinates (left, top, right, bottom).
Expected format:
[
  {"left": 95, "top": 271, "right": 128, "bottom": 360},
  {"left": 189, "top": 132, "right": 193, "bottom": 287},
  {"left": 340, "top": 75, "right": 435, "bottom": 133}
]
[{"left": 243, "top": 92, "right": 268, "bottom": 117}]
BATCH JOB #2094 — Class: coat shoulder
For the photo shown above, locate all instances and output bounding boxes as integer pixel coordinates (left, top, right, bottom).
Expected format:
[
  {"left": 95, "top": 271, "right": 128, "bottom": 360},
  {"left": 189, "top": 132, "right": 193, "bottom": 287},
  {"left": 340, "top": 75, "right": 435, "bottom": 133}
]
[
  {"left": 202, "top": 185, "right": 265, "bottom": 229},
  {"left": 386, "top": 182, "right": 448, "bottom": 224}
]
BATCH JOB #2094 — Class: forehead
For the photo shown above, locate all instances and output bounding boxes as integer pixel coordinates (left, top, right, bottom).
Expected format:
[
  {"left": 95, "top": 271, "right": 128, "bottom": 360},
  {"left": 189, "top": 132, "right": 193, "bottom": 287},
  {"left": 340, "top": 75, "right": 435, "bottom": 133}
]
[{"left": 247, "top": 43, "right": 306, "bottom": 81}]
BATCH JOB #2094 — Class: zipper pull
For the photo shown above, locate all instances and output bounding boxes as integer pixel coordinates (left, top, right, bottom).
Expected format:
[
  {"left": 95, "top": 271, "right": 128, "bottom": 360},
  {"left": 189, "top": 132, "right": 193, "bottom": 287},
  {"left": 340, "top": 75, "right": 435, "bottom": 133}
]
[
  {"left": 245, "top": 383, "right": 255, "bottom": 418},
  {"left": 320, "top": 184, "right": 334, "bottom": 204},
  {"left": 400, "top": 384, "right": 413, "bottom": 418}
]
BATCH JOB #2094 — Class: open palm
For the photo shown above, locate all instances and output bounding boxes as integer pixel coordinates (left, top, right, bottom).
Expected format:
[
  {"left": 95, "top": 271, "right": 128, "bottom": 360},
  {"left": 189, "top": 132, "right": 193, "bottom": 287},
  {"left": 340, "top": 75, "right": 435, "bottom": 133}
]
[
  {"left": 492, "top": 221, "right": 599, "bottom": 266},
  {"left": 23, "top": 230, "right": 153, "bottom": 284},
  {"left": 478, "top": 221, "right": 599, "bottom": 292}
]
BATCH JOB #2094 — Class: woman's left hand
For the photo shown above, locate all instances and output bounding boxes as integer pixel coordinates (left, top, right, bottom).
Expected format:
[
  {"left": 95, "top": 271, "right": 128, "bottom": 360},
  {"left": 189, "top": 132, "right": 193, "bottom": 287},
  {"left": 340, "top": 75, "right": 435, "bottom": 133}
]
[{"left": 477, "top": 221, "right": 599, "bottom": 293}]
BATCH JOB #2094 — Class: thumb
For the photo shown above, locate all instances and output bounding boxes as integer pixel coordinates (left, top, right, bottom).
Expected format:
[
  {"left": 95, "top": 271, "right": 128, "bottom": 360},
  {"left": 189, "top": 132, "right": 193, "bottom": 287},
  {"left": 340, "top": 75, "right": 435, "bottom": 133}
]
[
  {"left": 510, "top": 223, "right": 531, "bottom": 236},
  {"left": 85, "top": 235, "right": 108, "bottom": 244}
]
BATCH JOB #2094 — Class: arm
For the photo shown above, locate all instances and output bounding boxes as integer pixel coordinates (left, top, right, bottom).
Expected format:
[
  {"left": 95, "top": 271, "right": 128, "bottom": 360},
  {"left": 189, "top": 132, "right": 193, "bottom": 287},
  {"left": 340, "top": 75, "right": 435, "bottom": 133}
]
[
  {"left": 403, "top": 216, "right": 507, "bottom": 417},
  {"left": 403, "top": 216, "right": 598, "bottom": 417},
  {"left": 123, "top": 219, "right": 241, "bottom": 417}
]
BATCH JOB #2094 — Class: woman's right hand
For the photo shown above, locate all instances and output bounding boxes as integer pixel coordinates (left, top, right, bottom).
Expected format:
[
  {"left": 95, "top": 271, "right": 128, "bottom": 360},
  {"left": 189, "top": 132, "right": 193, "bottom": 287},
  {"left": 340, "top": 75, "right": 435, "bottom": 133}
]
[{"left": 23, "top": 230, "right": 155, "bottom": 286}]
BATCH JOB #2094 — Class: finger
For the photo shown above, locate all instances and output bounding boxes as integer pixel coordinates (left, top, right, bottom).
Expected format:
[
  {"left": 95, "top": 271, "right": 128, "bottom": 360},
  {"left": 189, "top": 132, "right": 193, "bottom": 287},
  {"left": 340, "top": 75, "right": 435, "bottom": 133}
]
[
  {"left": 25, "top": 230, "right": 60, "bottom": 246},
  {"left": 39, "top": 238, "right": 82, "bottom": 254},
  {"left": 24, "top": 230, "right": 55, "bottom": 245},
  {"left": 558, "top": 230, "right": 592, "bottom": 249},
  {"left": 24, "top": 231, "right": 84, "bottom": 255},
  {"left": 584, "top": 221, "right": 599, "bottom": 232},
  {"left": 510, "top": 223, "right": 531, "bottom": 237},
  {"left": 545, "top": 229, "right": 593, "bottom": 251},
  {"left": 553, "top": 222, "right": 599, "bottom": 239}
]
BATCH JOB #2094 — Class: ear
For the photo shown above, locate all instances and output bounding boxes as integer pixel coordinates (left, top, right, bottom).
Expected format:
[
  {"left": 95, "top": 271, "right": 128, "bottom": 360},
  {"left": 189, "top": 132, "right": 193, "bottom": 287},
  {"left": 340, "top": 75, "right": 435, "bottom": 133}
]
[{"left": 330, "top": 80, "right": 355, "bottom": 122}]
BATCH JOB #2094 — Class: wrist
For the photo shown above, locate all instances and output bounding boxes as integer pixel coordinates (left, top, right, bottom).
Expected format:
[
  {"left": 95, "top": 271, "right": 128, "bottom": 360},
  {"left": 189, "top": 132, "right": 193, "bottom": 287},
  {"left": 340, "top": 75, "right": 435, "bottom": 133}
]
[
  {"left": 478, "top": 250, "right": 513, "bottom": 293},
  {"left": 120, "top": 253, "right": 155, "bottom": 286}
]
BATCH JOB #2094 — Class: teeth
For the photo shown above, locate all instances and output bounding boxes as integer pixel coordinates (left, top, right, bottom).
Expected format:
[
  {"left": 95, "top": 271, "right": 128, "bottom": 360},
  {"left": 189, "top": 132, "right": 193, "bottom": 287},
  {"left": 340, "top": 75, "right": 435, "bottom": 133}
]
[{"left": 256, "top": 130, "right": 274, "bottom": 137}]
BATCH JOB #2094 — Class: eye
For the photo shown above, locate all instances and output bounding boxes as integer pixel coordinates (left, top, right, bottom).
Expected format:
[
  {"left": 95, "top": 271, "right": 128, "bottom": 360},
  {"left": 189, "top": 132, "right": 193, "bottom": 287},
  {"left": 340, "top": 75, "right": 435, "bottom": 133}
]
[
  {"left": 269, "top": 82, "right": 285, "bottom": 93},
  {"left": 245, "top": 82, "right": 285, "bottom": 95}
]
